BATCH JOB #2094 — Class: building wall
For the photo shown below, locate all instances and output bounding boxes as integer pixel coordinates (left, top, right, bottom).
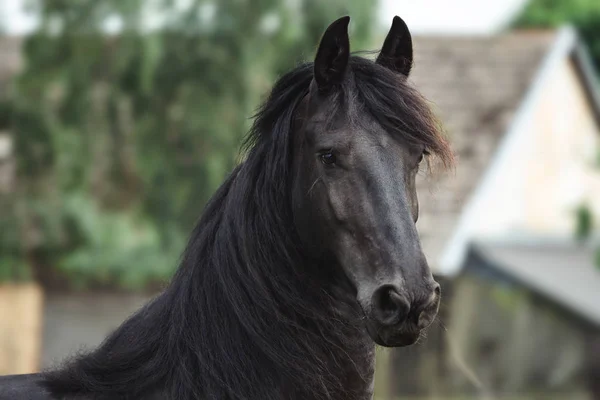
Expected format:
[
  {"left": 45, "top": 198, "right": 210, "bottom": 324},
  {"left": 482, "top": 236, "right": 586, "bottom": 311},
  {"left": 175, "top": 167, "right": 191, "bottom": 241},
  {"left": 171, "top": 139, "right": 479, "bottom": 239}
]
[
  {"left": 457, "top": 56, "right": 600, "bottom": 239},
  {"left": 41, "top": 292, "right": 154, "bottom": 369},
  {"left": 445, "top": 274, "right": 589, "bottom": 396},
  {"left": 523, "top": 58, "right": 600, "bottom": 233},
  {"left": 380, "top": 274, "right": 592, "bottom": 399}
]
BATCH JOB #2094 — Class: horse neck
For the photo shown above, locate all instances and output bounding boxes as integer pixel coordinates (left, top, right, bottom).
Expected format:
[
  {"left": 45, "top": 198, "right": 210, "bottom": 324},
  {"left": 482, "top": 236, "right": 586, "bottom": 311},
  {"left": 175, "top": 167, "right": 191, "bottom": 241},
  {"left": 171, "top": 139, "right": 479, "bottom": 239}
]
[
  {"left": 163, "top": 230, "right": 377, "bottom": 399},
  {"left": 159, "top": 163, "right": 377, "bottom": 399}
]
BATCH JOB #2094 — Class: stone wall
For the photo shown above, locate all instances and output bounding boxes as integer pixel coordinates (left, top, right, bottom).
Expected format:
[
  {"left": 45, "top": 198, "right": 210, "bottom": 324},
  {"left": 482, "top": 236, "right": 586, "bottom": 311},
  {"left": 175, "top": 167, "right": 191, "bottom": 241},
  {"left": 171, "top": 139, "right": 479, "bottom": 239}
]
[{"left": 41, "top": 292, "right": 155, "bottom": 369}]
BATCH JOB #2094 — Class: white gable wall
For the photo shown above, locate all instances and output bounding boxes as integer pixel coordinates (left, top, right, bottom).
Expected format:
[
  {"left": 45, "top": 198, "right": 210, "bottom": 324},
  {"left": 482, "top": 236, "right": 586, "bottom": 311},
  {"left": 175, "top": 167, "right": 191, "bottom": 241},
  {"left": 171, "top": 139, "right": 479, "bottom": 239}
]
[{"left": 524, "top": 58, "right": 600, "bottom": 232}]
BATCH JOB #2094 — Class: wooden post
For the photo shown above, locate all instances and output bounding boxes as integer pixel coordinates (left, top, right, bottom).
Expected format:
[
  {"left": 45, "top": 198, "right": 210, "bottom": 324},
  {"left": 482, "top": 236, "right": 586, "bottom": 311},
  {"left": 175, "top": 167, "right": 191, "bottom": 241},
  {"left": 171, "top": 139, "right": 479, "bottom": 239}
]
[
  {"left": 585, "top": 332, "right": 600, "bottom": 400},
  {"left": 0, "top": 283, "right": 43, "bottom": 374},
  {"left": 373, "top": 347, "right": 391, "bottom": 400}
]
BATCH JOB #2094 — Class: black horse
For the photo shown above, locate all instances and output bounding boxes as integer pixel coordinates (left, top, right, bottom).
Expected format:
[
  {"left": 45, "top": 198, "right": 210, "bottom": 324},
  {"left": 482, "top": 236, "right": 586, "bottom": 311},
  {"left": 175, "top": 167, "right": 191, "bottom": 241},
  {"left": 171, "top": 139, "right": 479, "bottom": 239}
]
[{"left": 0, "top": 15, "right": 452, "bottom": 400}]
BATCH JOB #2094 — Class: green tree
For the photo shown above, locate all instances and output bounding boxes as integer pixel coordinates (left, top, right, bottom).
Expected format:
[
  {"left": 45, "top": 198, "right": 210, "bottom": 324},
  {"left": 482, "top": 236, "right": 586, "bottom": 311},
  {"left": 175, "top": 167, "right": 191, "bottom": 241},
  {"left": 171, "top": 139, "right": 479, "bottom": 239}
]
[
  {"left": 1, "top": 0, "right": 376, "bottom": 288},
  {"left": 513, "top": 0, "right": 600, "bottom": 74}
]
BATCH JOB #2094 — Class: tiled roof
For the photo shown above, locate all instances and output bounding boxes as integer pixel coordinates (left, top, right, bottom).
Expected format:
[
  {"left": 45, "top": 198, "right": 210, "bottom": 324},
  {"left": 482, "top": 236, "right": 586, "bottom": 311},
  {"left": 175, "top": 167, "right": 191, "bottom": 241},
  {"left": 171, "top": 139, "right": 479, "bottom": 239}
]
[
  {"left": 410, "top": 31, "right": 558, "bottom": 269},
  {"left": 472, "top": 239, "right": 600, "bottom": 327}
]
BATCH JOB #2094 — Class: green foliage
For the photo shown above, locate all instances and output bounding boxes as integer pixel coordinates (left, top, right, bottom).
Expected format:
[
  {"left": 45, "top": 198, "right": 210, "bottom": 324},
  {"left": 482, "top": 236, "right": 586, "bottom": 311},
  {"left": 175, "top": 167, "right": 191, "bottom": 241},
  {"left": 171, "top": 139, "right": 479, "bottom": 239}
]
[
  {"left": 574, "top": 203, "right": 593, "bottom": 241},
  {"left": 573, "top": 201, "right": 599, "bottom": 273},
  {"left": 57, "top": 194, "right": 183, "bottom": 289},
  {"left": 1, "top": 1, "right": 376, "bottom": 288},
  {"left": 491, "top": 284, "right": 523, "bottom": 312},
  {"left": 0, "top": 204, "right": 31, "bottom": 282},
  {"left": 513, "top": 0, "right": 600, "bottom": 74}
]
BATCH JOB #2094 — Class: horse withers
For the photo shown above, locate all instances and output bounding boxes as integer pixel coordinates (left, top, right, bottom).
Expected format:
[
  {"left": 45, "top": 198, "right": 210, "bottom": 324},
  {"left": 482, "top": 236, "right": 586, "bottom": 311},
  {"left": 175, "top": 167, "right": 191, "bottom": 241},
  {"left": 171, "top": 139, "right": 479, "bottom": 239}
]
[{"left": 1, "top": 15, "right": 452, "bottom": 400}]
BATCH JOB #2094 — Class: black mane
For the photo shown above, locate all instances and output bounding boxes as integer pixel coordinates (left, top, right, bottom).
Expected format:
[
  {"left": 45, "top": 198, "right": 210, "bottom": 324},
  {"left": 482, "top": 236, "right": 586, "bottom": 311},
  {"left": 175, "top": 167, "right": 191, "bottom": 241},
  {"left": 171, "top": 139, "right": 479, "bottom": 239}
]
[{"left": 42, "top": 56, "right": 451, "bottom": 400}]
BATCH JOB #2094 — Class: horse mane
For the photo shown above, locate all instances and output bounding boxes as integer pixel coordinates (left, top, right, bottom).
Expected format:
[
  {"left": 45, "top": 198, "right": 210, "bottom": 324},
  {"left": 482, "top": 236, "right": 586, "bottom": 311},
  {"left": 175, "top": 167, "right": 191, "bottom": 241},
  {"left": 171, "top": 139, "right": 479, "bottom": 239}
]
[{"left": 42, "top": 56, "right": 452, "bottom": 400}]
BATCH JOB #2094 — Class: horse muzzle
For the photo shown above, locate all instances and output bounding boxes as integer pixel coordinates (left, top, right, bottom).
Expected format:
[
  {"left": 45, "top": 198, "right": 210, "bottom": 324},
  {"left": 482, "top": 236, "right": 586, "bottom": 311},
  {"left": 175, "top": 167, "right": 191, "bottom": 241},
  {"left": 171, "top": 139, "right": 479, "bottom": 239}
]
[{"left": 363, "top": 283, "right": 441, "bottom": 347}]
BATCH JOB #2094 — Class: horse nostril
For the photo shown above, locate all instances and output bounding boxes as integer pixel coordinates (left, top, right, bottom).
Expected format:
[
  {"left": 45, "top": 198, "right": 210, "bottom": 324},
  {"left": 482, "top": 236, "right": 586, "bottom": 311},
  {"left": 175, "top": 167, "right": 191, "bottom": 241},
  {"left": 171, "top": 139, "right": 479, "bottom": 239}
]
[
  {"left": 380, "top": 291, "right": 401, "bottom": 313},
  {"left": 433, "top": 283, "right": 441, "bottom": 297},
  {"left": 371, "top": 285, "right": 410, "bottom": 327}
]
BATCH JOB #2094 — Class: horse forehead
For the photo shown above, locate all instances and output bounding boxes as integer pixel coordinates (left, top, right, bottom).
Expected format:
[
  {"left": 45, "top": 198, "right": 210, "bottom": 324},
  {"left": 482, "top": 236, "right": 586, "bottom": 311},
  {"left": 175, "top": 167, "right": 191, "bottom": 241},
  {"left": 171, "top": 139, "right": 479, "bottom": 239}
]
[{"left": 351, "top": 127, "right": 409, "bottom": 161}]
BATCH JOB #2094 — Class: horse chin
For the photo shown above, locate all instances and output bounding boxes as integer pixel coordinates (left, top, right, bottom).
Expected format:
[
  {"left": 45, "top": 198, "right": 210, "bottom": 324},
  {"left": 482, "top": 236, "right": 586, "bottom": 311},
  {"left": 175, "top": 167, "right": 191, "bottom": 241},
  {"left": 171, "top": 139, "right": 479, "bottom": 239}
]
[{"left": 365, "top": 321, "right": 421, "bottom": 348}]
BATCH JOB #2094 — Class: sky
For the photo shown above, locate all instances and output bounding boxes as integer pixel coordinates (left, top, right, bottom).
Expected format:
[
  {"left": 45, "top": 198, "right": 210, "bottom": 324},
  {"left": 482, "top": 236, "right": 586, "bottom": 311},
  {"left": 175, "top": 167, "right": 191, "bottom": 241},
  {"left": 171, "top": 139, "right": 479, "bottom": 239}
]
[
  {"left": 1, "top": 0, "right": 529, "bottom": 35},
  {"left": 380, "top": 0, "right": 529, "bottom": 34}
]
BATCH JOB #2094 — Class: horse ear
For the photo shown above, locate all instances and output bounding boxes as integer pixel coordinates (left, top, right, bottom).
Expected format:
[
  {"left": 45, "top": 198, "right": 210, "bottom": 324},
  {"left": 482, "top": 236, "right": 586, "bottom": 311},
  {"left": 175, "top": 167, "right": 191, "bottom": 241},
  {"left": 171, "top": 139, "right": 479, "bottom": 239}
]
[
  {"left": 376, "top": 16, "right": 413, "bottom": 77},
  {"left": 314, "top": 16, "right": 350, "bottom": 93}
]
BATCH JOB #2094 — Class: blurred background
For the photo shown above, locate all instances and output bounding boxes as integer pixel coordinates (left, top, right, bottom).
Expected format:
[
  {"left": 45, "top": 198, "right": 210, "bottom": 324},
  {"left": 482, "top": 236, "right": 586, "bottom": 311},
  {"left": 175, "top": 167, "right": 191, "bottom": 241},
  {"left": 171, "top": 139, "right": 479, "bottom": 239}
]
[{"left": 0, "top": 0, "right": 599, "bottom": 399}]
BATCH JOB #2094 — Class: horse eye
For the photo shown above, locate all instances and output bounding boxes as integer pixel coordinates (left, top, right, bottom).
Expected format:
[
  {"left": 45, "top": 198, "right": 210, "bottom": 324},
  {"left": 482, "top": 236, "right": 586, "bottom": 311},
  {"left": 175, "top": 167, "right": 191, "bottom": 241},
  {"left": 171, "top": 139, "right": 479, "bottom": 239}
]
[
  {"left": 320, "top": 151, "right": 336, "bottom": 165},
  {"left": 418, "top": 150, "right": 429, "bottom": 164}
]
